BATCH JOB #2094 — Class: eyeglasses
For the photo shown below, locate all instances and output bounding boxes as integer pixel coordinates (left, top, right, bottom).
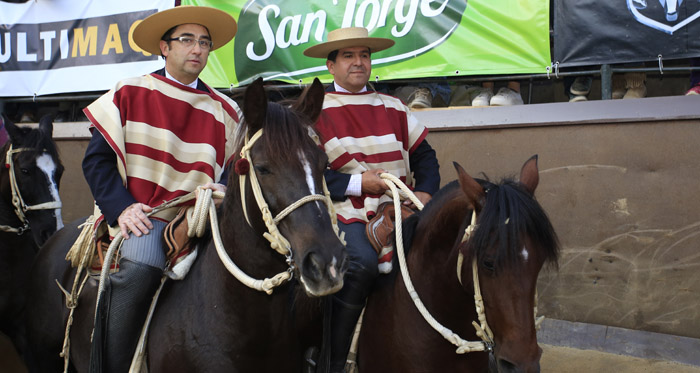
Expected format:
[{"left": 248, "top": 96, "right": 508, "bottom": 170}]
[{"left": 167, "top": 36, "right": 213, "bottom": 50}]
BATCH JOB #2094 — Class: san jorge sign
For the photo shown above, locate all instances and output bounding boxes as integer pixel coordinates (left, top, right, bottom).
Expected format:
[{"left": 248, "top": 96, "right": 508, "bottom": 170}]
[{"left": 184, "top": 0, "right": 551, "bottom": 87}]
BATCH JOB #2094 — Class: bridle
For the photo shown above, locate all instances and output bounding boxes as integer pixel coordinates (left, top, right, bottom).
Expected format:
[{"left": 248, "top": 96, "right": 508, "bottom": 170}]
[
  {"left": 0, "top": 144, "right": 62, "bottom": 234},
  {"left": 226, "top": 128, "right": 345, "bottom": 293}
]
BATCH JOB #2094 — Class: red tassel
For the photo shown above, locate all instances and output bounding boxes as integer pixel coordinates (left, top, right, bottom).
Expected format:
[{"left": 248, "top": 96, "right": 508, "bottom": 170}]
[{"left": 234, "top": 158, "right": 250, "bottom": 175}]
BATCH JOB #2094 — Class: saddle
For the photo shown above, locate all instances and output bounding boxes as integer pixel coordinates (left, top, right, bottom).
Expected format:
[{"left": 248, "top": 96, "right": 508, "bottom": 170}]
[
  {"left": 68, "top": 207, "right": 197, "bottom": 279},
  {"left": 365, "top": 202, "right": 415, "bottom": 274}
]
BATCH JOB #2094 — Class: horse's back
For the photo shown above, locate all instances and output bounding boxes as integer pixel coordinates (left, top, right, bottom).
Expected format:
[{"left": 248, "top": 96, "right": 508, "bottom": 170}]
[{"left": 24, "top": 218, "right": 87, "bottom": 372}]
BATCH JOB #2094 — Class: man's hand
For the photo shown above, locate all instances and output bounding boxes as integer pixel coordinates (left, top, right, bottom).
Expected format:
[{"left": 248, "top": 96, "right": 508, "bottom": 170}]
[
  {"left": 118, "top": 203, "right": 154, "bottom": 239},
  {"left": 361, "top": 169, "right": 389, "bottom": 195},
  {"left": 403, "top": 191, "right": 432, "bottom": 210},
  {"left": 197, "top": 182, "right": 227, "bottom": 207}
]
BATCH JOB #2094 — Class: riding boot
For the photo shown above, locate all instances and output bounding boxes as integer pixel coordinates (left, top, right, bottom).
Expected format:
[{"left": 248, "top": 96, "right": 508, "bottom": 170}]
[
  {"left": 329, "top": 297, "right": 365, "bottom": 373},
  {"left": 90, "top": 259, "right": 163, "bottom": 373}
]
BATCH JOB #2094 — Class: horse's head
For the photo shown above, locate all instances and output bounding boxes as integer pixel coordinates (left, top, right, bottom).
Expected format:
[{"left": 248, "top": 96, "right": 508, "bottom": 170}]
[
  {"left": 456, "top": 156, "right": 559, "bottom": 373},
  {"left": 0, "top": 114, "right": 64, "bottom": 246},
  {"left": 233, "top": 78, "right": 346, "bottom": 297}
]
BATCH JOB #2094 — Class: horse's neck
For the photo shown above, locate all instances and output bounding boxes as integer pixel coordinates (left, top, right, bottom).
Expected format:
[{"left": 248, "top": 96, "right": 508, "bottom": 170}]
[
  {"left": 0, "top": 173, "right": 21, "bottom": 226},
  {"left": 408, "top": 192, "right": 471, "bottom": 291},
  {"left": 214, "top": 193, "right": 290, "bottom": 279}
]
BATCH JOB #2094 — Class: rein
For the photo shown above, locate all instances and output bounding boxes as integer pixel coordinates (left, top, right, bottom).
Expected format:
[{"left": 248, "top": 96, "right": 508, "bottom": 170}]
[
  {"left": 0, "top": 145, "right": 62, "bottom": 234},
  {"left": 381, "top": 173, "right": 494, "bottom": 354}
]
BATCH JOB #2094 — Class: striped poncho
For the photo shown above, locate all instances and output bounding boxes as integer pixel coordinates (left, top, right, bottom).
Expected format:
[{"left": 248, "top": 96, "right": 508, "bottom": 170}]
[
  {"left": 84, "top": 73, "right": 240, "bottom": 223},
  {"left": 316, "top": 91, "right": 429, "bottom": 224}
]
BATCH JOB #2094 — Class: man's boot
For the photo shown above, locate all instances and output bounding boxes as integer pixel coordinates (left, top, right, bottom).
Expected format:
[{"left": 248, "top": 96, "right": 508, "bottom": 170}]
[
  {"left": 90, "top": 259, "right": 163, "bottom": 373},
  {"left": 329, "top": 297, "right": 365, "bottom": 373}
]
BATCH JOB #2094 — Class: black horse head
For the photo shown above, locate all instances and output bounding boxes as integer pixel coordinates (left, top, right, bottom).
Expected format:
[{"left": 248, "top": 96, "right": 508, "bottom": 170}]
[{"left": 0, "top": 113, "right": 64, "bottom": 246}]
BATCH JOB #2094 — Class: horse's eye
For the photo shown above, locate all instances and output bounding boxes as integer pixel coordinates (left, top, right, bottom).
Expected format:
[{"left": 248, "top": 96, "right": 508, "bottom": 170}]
[
  {"left": 482, "top": 260, "right": 495, "bottom": 272},
  {"left": 20, "top": 168, "right": 29, "bottom": 174},
  {"left": 254, "top": 165, "right": 270, "bottom": 175}
]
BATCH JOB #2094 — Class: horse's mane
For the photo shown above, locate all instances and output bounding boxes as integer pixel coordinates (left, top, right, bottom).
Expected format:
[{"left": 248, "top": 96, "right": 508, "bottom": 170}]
[
  {"left": 0, "top": 124, "right": 61, "bottom": 166},
  {"left": 467, "top": 177, "right": 560, "bottom": 271},
  {"left": 233, "top": 100, "right": 316, "bottom": 161},
  {"left": 399, "top": 176, "right": 560, "bottom": 273}
]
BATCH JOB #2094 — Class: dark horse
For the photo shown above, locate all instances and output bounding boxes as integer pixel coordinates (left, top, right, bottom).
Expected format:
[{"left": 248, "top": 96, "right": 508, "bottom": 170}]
[
  {"left": 359, "top": 156, "right": 559, "bottom": 373},
  {"left": 24, "top": 78, "right": 347, "bottom": 372},
  {"left": 0, "top": 113, "right": 63, "bottom": 355}
]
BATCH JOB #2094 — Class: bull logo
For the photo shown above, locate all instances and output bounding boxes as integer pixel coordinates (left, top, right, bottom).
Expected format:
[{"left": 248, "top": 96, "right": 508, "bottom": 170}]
[{"left": 627, "top": 0, "right": 700, "bottom": 34}]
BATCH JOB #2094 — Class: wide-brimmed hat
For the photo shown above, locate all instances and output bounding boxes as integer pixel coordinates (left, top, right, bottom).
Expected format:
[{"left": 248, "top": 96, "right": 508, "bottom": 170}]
[
  {"left": 133, "top": 6, "right": 237, "bottom": 55},
  {"left": 303, "top": 27, "right": 394, "bottom": 58}
]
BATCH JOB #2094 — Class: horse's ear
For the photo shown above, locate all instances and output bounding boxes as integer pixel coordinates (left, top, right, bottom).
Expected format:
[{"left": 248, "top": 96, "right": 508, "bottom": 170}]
[
  {"left": 38, "top": 113, "right": 55, "bottom": 137},
  {"left": 243, "top": 77, "right": 267, "bottom": 132},
  {"left": 454, "top": 162, "right": 484, "bottom": 211},
  {"left": 2, "top": 113, "right": 21, "bottom": 143},
  {"left": 519, "top": 154, "right": 539, "bottom": 196},
  {"left": 292, "top": 78, "right": 325, "bottom": 123}
]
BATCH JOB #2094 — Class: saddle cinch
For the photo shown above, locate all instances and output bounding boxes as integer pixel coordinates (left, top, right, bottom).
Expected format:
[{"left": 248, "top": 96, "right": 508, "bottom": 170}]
[{"left": 365, "top": 202, "right": 415, "bottom": 274}]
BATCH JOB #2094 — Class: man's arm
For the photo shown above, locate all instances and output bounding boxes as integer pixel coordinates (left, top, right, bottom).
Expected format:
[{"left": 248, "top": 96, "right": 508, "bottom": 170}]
[
  {"left": 408, "top": 139, "right": 440, "bottom": 207},
  {"left": 82, "top": 131, "right": 137, "bottom": 226},
  {"left": 324, "top": 169, "right": 351, "bottom": 201}
]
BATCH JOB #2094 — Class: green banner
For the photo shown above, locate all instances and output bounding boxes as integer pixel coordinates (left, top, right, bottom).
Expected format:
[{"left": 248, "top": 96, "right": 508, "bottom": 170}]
[{"left": 184, "top": 0, "right": 550, "bottom": 88}]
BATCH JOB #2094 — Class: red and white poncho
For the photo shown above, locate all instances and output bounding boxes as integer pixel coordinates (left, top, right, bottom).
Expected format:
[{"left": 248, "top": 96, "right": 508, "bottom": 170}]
[
  {"left": 316, "top": 91, "right": 428, "bottom": 224},
  {"left": 84, "top": 73, "right": 240, "bottom": 222}
]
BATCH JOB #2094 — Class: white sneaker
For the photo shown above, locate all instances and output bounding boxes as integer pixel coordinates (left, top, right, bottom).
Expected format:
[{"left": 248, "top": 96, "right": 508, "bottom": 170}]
[
  {"left": 470, "top": 88, "right": 493, "bottom": 106},
  {"left": 490, "top": 87, "right": 523, "bottom": 106},
  {"left": 407, "top": 88, "right": 432, "bottom": 109}
]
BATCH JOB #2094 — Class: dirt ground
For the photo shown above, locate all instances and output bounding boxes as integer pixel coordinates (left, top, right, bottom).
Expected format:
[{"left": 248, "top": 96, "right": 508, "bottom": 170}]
[
  {"left": 3, "top": 333, "right": 699, "bottom": 372},
  {"left": 540, "top": 344, "right": 700, "bottom": 373}
]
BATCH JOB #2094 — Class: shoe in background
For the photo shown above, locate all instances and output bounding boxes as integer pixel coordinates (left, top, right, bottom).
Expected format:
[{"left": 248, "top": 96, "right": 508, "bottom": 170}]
[
  {"left": 570, "top": 76, "right": 592, "bottom": 96},
  {"left": 490, "top": 87, "right": 523, "bottom": 106},
  {"left": 569, "top": 94, "right": 588, "bottom": 102},
  {"left": 407, "top": 87, "right": 432, "bottom": 109},
  {"left": 623, "top": 73, "right": 646, "bottom": 99},
  {"left": 685, "top": 83, "right": 700, "bottom": 96},
  {"left": 470, "top": 87, "right": 493, "bottom": 106},
  {"left": 612, "top": 75, "right": 626, "bottom": 99}
]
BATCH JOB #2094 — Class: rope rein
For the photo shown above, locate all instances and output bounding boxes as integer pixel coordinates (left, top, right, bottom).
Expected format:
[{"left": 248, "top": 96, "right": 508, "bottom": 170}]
[
  {"left": 0, "top": 145, "right": 62, "bottom": 233},
  {"left": 380, "top": 173, "right": 494, "bottom": 353}
]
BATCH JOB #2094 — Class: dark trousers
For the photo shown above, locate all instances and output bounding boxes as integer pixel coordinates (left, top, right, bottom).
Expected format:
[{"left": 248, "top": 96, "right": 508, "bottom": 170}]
[{"left": 330, "top": 221, "right": 379, "bottom": 372}]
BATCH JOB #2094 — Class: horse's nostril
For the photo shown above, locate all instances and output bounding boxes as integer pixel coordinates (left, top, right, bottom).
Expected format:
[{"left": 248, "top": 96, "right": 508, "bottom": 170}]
[
  {"left": 497, "top": 358, "right": 519, "bottom": 373},
  {"left": 302, "top": 252, "right": 324, "bottom": 282}
]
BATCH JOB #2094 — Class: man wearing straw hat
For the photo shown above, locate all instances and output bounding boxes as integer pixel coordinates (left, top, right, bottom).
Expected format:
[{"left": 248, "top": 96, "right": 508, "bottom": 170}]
[
  {"left": 81, "top": 5, "right": 239, "bottom": 371},
  {"left": 304, "top": 27, "right": 440, "bottom": 372}
]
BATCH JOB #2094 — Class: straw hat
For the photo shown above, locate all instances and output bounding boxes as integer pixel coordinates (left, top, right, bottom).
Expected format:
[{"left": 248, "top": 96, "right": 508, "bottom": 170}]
[
  {"left": 303, "top": 27, "right": 394, "bottom": 58},
  {"left": 133, "top": 6, "right": 237, "bottom": 55}
]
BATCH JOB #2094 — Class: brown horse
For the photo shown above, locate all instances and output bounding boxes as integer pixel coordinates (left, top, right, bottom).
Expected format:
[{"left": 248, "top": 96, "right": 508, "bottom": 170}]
[
  {"left": 0, "top": 114, "right": 63, "bottom": 357},
  {"left": 24, "top": 78, "right": 347, "bottom": 372},
  {"left": 359, "top": 156, "right": 560, "bottom": 373}
]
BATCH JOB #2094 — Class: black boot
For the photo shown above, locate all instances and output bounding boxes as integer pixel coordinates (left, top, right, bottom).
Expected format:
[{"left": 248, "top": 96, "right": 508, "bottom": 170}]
[
  {"left": 90, "top": 259, "right": 163, "bottom": 373},
  {"left": 329, "top": 297, "right": 365, "bottom": 373}
]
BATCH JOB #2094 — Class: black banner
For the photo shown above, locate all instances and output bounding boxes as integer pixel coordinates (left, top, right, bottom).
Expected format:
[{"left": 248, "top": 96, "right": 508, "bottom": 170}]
[{"left": 553, "top": 0, "right": 700, "bottom": 66}]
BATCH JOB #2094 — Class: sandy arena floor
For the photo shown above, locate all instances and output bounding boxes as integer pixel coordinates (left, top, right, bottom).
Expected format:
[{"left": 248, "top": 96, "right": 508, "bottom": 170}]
[{"left": 3, "top": 333, "right": 699, "bottom": 372}]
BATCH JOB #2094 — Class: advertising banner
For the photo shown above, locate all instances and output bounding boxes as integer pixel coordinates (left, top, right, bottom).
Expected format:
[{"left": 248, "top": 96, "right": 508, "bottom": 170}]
[
  {"left": 553, "top": 0, "right": 700, "bottom": 67},
  {"left": 0, "top": 0, "right": 173, "bottom": 97},
  {"left": 185, "top": 0, "right": 551, "bottom": 88}
]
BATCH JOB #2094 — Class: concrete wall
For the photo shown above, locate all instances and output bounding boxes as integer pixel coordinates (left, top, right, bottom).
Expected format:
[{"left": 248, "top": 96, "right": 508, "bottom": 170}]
[{"left": 51, "top": 96, "right": 700, "bottom": 338}]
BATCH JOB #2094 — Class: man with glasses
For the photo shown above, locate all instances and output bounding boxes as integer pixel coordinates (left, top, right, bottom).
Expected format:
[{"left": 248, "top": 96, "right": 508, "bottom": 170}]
[{"left": 81, "top": 6, "right": 240, "bottom": 372}]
